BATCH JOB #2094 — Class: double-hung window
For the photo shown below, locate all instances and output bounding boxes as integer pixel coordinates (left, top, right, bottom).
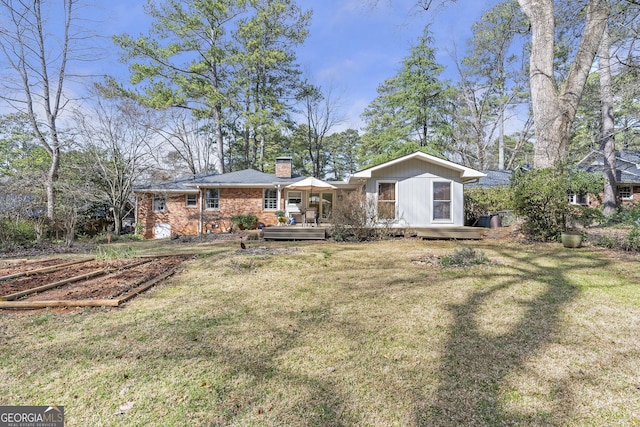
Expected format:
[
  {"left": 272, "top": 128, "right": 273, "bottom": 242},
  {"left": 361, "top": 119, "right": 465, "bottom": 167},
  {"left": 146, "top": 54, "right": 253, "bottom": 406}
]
[
  {"left": 185, "top": 194, "right": 198, "bottom": 207},
  {"left": 263, "top": 188, "right": 278, "bottom": 210},
  {"left": 205, "top": 189, "right": 219, "bottom": 209},
  {"left": 433, "top": 181, "right": 452, "bottom": 221},
  {"left": 619, "top": 186, "right": 633, "bottom": 201},
  {"left": 377, "top": 182, "right": 396, "bottom": 220},
  {"left": 152, "top": 194, "right": 166, "bottom": 212},
  {"left": 287, "top": 191, "right": 302, "bottom": 205}
]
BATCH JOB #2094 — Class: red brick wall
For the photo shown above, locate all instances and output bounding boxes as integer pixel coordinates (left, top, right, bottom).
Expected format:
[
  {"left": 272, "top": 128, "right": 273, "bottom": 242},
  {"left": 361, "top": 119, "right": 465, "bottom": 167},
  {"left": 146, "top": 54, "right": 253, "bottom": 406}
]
[
  {"left": 137, "top": 188, "right": 282, "bottom": 238},
  {"left": 275, "top": 160, "right": 292, "bottom": 178},
  {"left": 137, "top": 193, "right": 200, "bottom": 239},
  {"left": 202, "top": 188, "right": 280, "bottom": 231},
  {"left": 590, "top": 186, "right": 640, "bottom": 208}
]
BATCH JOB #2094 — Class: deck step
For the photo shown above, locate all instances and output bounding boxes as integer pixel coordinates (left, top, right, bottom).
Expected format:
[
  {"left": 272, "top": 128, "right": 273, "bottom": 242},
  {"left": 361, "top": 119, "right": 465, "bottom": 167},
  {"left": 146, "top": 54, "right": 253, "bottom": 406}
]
[
  {"left": 416, "top": 227, "right": 484, "bottom": 240},
  {"left": 263, "top": 227, "right": 326, "bottom": 240}
]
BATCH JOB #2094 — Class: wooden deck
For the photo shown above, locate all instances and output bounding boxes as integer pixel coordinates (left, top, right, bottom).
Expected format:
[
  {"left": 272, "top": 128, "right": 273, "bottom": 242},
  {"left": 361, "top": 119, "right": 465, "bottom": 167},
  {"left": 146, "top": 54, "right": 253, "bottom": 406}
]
[
  {"left": 262, "top": 226, "right": 485, "bottom": 241},
  {"left": 262, "top": 226, "right": 327, "bottom": 240},
  {"left": 415, "top": 227, "right": 485, "bottom": 240}
]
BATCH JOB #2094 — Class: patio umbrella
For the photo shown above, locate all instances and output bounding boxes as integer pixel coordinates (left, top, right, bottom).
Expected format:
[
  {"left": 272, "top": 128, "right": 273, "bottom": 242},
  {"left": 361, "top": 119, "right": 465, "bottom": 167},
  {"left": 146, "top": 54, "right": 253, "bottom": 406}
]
[
  {"left": 285, "top": 176, "right": 337, "bottom": 192},
  {"left": 286, "top": 177, "right": 336, "bottom": 225}
]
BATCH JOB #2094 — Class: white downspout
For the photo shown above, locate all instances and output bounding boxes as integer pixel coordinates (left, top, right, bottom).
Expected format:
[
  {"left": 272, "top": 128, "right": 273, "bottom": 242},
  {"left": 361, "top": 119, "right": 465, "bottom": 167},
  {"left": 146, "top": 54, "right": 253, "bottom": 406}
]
[
  {"left": 276, "top": 184, "right": 282, "bottom": 210},
  {"left": 134, "top": 194, "right": 138, "bottom": 234},
  {"left": 198, "top": 187, "right": 203, "bottom": 235}
]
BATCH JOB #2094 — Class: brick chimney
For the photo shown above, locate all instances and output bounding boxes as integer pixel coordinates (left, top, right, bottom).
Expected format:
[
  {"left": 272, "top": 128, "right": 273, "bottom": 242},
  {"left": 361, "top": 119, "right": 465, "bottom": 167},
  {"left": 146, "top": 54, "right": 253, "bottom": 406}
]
[{"left": 275, "top": 156, "right": 292, "bottom": 179}]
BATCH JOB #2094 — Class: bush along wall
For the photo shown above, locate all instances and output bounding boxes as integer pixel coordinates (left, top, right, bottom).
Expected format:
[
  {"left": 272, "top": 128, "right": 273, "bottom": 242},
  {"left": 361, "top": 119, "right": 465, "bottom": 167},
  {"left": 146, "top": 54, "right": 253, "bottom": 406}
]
[{"left": 511, "top": 167, "right": 603, "bottom": 241}]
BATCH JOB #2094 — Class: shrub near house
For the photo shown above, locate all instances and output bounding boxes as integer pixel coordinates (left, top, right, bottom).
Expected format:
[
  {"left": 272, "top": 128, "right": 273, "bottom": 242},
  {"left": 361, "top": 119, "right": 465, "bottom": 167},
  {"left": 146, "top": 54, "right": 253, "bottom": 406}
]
[{"left": 511, "top": 167, "right": 603, "bottom": 241}]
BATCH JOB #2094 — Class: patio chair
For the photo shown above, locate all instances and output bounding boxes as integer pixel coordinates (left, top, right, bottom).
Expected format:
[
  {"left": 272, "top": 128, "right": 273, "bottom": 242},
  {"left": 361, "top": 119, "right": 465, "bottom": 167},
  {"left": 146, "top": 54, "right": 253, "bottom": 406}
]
[{"left": 304, "top": 208, "right": 317, "bottom": 227}]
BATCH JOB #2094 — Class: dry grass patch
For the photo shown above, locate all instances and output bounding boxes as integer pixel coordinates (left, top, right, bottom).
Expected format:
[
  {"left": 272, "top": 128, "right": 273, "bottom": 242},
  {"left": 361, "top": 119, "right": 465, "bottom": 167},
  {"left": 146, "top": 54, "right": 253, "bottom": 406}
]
[{"left": 0, "top": 239, "right": 639, "bottom": 426}]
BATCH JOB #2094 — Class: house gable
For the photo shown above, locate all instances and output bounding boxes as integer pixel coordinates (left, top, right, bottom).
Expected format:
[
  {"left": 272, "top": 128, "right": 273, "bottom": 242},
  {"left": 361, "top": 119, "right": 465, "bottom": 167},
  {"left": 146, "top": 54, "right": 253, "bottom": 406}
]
[
  {"left": 349, "top": 152, "right": 485, "bottom": 183},
  {"left": 348, "top": 152, "right": 484, "bottom": 228}
]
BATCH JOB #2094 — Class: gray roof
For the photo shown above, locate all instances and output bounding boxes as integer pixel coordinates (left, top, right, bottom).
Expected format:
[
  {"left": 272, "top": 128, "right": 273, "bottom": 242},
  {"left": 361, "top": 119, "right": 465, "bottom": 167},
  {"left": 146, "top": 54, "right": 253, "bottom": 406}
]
[
  {"left": 579, "top": 150, "right": 640, "bottom": 184},
  {"left": 464, "top": 150, "right": 640, "bottom": 189},
  {"left": 194, "top": 169, "right": 304, "bottom": 186},
  {"left": 134, "top": 168, "right": 305, "bottom": 192},
  {"left": 134, "top": 174, "right": 203, "bottom": 192},
  {"left": 465, "top": 170, "right": 513, "bottom": 188}
]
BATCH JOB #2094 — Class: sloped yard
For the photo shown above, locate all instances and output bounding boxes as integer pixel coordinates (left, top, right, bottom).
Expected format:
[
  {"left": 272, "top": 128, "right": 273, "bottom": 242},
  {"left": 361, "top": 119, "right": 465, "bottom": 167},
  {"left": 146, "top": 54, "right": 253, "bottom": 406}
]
[{"left": 0, "top": 238, "right": 638, "bottom": 426}]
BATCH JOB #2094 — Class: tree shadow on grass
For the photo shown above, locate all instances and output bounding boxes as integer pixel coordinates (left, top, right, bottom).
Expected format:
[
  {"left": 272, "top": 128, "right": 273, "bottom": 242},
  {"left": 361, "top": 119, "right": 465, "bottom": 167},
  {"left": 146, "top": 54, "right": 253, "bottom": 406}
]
[{"left": 415, "top": 247, "right": 610, "bottom": 426}]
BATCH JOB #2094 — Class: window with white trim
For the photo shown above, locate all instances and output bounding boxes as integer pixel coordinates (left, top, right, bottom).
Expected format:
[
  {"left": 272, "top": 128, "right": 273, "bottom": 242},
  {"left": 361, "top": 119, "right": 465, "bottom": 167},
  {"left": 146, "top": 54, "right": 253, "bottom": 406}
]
[
  {"left": 433, "top": 181, "right": 452, "bottom": 221},
  {"left": 567, "top": 190, "right": 588, "bottom": 205},
  {"left": 185, "top": 194, "right": 198, "bottom": 207},
  {"left": 152, "top": 194, "right": 166, "bottom": 212},
  {"left": 619, "top": 186, "right": 633, "bottom": 200},
  {"left": 263, "top": 188, "right": 278, "bottom": 210},
  {"left": 287, "top": 191, "right": 302, "bottom": 205},
  {"left": 205, "top": 189, "right": 219, "bottom": 209},
  {"left": 377, "top": 182, "right": 396, "bottom": 220}
]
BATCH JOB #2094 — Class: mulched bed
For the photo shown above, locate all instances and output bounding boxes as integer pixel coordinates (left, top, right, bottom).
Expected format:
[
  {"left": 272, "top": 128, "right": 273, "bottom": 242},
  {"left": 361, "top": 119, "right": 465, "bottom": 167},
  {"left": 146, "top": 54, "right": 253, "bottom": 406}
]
[
  {"left": 27, "top": 256, "right": 187, "bottom": 301},
  {"left": 0, "top": 256, "right": 190, "bottom": 308},
  {"left": 0, "top": 258, "right": 67, "bottom": 277},
  {"left": 0, "top": 259, "right": 131, "bottom": 297}
]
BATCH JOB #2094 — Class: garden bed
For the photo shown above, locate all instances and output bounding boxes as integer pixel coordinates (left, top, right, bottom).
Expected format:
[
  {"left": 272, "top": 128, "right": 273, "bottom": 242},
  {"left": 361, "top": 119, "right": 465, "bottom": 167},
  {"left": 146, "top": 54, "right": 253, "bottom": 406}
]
[{"left": 0, "top": 255, "right": 190, "bottom": 309}]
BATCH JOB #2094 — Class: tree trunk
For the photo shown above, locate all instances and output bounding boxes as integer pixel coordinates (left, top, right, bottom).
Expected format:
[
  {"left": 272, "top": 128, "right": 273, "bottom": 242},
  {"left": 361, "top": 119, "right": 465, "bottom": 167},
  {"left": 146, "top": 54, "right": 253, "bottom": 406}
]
[
  {"left": 213, "top": 104, "right": 225, "bottom": 174},
  {"left": 498, "top": 107, "right": 505, "bottom": 170},
  {"left": 598, "top": 24, "right": 617, "bottom": 216},
  {"left": 46, "top": 147, "right": 60, "bottom": 221},
  {"left": 113, "top": 206, "right": 123, "bottom": 236},
  {"left": 518, "top": 0, "right": 609, "bottom": 168}
]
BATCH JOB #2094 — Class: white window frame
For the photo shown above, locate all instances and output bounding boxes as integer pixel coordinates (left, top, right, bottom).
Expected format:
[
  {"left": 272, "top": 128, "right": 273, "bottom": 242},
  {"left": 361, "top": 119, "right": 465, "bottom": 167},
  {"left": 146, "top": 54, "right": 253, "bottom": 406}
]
[
  {"left": 432, "top": 181, "right": 452, "bottom": 222},
  {"left": 185, "top": 194, "right": 198, "bottom": 207},
  {"left": 263, "top": 188, "right": 278, "bottom": 210},
  {"left": 205, "top": 188, "right": 219, "bottom": 210},
  {"left": 567, "top": 190, "right": 589, "bottom": 205},
  {"left": 619, "top": 186, "right": 633, "bottom": 201},
  {"left": 377, "top": 180, "right": 397, "bottom": 221},
  {"left": 287, "top": 191, "right": 302, "bottom": 205},
  {"left": 152, "top": 194, "right": 166, "bottom": 212}
]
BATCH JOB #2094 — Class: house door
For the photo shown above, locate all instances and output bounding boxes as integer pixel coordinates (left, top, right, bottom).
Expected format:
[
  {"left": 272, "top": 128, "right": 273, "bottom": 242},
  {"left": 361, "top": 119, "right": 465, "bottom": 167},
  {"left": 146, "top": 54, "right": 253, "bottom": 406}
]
[
  {"left": 154, "top": 223, "right": 171, "bottom": 239},
  {"left": 309, "top": 192, "right": 333, "bottom": 221}
]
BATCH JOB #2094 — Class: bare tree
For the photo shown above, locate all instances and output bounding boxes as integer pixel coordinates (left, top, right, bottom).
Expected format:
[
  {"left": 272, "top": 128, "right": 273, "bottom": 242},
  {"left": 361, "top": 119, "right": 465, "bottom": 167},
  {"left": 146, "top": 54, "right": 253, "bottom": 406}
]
[
  {"left": 0, "top": 0, "right": 84, "bottom": 220},
  {"left": 153, "top": 111, "right": 222, "bottom": 176},
  {"left": 74, "top": 97, "right": 157, "bottom": 235},
  {"left": 297, "top": 81, "right": 344, "bottom": 178}
]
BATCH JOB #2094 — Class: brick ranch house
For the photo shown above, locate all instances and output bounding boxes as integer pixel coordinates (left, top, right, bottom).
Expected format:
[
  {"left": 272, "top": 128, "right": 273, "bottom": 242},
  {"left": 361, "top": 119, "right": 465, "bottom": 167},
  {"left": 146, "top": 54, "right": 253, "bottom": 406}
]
[
  {"left": 134, "top": 157, "right": 310, "bottom": 238},
  {"left": 134, "top": 152, "right": 486, "bottom": 239},
  {"left": 577, "top": 150, "right": 640, "bottom": 205}
]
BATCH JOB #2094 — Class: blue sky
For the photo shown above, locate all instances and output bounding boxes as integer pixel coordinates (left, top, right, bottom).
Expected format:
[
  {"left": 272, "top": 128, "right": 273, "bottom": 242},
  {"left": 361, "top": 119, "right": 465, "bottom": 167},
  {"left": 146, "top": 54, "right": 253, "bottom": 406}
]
[
  {"left": 72, "top": 1, "right": 497, "bottom": 130},
  {"left": 292, "top": 0, "right": 497, "bottom": 129}
]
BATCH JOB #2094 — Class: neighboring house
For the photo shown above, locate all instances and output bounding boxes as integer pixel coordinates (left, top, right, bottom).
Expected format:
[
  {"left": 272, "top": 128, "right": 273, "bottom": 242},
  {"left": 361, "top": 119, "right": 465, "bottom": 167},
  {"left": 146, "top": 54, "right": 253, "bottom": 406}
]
[
  {"left": 464, "top": 169, "right": 513, "bottom": 189},
  {"left": 577, "top": 150, "right": 640, "bottom": 205},
  {"left": 134, "top": 152, "right": 485, "bottom": 238}
]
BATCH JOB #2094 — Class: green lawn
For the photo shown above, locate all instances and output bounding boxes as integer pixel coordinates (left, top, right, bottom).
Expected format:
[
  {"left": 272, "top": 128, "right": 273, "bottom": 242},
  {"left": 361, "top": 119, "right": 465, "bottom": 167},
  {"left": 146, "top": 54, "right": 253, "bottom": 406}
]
[{"left": 1, "top": 238, "right": 639, "bottom": 426}]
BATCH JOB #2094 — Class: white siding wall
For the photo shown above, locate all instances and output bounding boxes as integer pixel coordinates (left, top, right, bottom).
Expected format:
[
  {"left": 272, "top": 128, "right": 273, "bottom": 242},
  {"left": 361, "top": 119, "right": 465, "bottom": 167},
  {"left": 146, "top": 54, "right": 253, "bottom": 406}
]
[{"left": 365, "top": 158, "right": 465, "bottom": 227}]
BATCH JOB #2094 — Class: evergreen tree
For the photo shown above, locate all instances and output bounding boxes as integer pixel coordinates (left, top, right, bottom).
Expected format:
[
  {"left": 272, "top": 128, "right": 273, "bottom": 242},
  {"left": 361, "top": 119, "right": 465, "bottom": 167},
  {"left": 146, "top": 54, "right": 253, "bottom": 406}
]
[{"left": 361, "top": 26, "right": 450, "bottom": 163}]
